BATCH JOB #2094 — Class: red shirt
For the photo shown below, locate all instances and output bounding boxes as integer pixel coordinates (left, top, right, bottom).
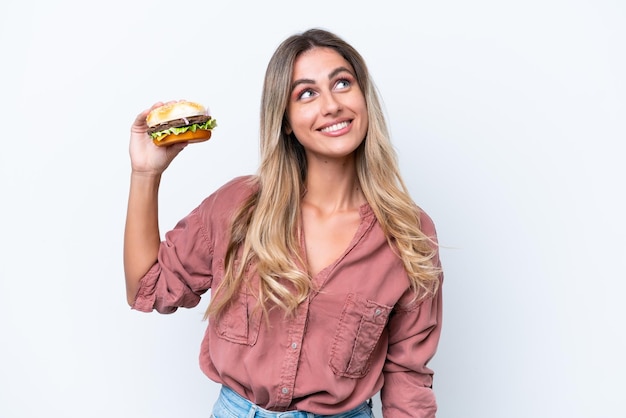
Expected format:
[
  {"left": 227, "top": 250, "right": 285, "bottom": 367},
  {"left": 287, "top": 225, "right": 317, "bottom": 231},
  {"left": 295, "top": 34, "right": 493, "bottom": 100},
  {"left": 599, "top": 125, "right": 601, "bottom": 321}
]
[{"left": 133, "top": 176, "right": 443, "bottom": 417}]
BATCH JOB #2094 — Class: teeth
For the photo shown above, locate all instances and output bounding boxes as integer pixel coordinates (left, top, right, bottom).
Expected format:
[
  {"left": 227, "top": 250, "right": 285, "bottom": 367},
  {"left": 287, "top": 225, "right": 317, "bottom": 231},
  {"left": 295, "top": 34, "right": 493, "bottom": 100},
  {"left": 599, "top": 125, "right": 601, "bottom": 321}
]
[{"left": 321, "top": 121, "right": 349, "bottom": 133}]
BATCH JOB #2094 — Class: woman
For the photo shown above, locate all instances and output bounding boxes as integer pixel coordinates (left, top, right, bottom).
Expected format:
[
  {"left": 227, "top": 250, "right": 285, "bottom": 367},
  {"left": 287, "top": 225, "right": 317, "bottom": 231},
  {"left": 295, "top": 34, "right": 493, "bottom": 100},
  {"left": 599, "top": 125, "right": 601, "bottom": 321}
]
[{"left": 124, "top": 28, "right": 443, "bottom": 418}]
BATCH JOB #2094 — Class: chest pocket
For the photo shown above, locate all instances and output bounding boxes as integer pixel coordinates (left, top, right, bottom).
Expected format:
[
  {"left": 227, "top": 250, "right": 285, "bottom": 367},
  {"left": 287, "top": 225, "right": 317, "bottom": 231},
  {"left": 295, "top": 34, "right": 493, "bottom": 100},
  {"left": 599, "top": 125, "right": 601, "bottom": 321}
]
[
  {"left": 329, "top": 293, "right": 392, "bottom": 378},
  {"left": 216, "top": 286, "right": 262, "bottom": 345},
  {"left": 215, "top": 261, "right": 262, "bottom": 346}
]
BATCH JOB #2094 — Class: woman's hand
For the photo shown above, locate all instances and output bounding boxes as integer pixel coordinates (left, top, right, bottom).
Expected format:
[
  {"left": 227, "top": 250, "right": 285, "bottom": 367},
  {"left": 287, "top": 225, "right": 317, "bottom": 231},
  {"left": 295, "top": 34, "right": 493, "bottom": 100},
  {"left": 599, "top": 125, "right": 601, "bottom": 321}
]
[{"left": 129, "top": 101, "right": 188, "bottom": 176}]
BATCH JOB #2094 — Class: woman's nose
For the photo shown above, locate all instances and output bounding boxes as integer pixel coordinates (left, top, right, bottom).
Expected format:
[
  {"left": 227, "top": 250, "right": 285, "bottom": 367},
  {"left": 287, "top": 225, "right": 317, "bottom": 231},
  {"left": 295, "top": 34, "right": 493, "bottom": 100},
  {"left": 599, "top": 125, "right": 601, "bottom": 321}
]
[{"left": 320, "top": 92, "right": 342, "bottom": 115}]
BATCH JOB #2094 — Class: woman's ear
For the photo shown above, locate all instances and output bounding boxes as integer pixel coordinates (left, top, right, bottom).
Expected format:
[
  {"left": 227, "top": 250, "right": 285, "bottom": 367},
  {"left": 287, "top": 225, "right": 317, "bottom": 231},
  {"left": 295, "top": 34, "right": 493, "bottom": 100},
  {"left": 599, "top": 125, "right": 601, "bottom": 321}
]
[{"left": 283, "top": 118, "right": 292, "bottom": 135}]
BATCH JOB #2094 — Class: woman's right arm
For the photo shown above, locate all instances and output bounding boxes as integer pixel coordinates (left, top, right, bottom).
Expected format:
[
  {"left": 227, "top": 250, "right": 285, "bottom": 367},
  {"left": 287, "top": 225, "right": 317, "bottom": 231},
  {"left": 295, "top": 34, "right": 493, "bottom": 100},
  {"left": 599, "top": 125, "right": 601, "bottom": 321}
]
[{"left": 123, "top": 102, "right": 187, "bottom": 306}]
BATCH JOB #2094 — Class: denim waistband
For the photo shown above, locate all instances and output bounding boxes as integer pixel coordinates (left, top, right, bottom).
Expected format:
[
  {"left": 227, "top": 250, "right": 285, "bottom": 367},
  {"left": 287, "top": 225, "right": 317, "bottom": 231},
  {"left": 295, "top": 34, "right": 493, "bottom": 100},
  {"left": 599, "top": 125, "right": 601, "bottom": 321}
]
[{"left": 211, "top": 385, "right": 373, "bottom": 418}]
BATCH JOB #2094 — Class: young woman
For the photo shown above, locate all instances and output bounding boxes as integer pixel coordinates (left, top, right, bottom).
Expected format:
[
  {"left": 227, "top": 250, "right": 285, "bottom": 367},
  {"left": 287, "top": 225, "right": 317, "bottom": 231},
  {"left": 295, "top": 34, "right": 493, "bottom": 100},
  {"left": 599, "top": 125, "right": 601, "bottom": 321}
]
[{"left": 124, "top": 28, "right": 443, "bottom": 418}]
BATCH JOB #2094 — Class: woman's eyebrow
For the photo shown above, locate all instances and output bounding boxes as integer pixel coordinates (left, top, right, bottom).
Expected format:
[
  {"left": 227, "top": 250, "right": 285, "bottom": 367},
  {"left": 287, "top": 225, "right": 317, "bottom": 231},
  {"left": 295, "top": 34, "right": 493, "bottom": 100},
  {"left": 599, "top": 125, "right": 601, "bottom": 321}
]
[
  {"left": 328, "top": 66, "right": 353, "bottom": 80},
  {"left": 290, "top": 66, "right": 355, "bottom": 92},
  {"left": 291, "top": 78, "right": 315, "bottom": 92}
]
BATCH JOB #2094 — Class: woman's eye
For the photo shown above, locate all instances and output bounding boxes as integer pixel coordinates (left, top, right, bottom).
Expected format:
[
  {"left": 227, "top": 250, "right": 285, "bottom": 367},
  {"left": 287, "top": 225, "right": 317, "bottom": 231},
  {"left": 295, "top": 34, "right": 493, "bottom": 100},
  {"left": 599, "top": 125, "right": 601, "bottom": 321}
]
[
  {"left": 335, "top": 79, "right": 351, "bottom": 90},
  {"left": 298, "top": 89, "right": 315, "bottom": 100}
]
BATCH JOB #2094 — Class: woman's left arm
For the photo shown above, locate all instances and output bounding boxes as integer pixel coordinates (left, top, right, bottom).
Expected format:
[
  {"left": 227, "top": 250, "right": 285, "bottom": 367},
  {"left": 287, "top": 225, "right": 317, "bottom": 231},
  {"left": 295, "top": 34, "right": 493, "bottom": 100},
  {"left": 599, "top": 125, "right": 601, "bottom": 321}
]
[{"left": 380, "top": 277, "right": 443, "bottom": 418}]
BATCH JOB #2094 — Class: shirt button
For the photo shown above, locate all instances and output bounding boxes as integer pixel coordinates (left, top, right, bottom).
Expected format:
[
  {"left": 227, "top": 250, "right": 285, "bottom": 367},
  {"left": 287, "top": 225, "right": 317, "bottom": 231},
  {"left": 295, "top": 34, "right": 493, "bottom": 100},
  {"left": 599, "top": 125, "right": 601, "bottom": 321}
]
[
  {"left": 375, "top": 309, "right": 382, "bottom": 316},
  {"left": 282, "top": 387, "right": 289, "bottom": 394},
  {"left": 291, "top": 342, "right": 298, "bottom": 349}
]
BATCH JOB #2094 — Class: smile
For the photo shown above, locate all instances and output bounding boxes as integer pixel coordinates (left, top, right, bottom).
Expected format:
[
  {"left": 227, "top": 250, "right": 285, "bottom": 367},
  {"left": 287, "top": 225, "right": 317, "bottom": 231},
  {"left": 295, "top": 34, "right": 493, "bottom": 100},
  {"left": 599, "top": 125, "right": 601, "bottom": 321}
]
[{"left": 320, "top": 121, "right": 350, "bottom": 133}]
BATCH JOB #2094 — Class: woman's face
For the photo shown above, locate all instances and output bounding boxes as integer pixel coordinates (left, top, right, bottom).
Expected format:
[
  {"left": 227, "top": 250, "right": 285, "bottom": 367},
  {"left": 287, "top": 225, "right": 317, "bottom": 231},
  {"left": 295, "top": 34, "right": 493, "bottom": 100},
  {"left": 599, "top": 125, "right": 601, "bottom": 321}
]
[{"left": 286, "top": 47, "right": 368, "bottom": 162}]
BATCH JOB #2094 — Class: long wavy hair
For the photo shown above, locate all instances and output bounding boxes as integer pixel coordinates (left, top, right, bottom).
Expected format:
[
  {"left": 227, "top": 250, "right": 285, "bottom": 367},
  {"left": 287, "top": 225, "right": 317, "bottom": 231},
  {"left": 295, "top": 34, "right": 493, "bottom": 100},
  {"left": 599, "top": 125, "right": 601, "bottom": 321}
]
[{"left": 205, "top": 28, "right": 441, "bottom": 320}]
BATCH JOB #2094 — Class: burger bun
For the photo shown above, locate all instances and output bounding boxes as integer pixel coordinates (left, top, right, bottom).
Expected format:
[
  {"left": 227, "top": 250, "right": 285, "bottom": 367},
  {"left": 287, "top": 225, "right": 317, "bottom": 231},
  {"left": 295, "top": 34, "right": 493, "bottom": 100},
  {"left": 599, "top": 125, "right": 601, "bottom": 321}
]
[{"left": 146, "top": 101, "right": 207, "bottom": 127}]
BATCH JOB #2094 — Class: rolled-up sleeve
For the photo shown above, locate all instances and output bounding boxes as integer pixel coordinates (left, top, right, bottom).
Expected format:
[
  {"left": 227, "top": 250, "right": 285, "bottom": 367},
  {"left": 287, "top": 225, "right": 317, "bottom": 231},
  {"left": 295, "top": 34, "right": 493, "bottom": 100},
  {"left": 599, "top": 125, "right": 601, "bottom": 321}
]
[
  {"left": 131, "top": 176, "right": 255, "bottom": 314},
  {"left": 132, "top": 205, "right": 215, "bottom": 314}
]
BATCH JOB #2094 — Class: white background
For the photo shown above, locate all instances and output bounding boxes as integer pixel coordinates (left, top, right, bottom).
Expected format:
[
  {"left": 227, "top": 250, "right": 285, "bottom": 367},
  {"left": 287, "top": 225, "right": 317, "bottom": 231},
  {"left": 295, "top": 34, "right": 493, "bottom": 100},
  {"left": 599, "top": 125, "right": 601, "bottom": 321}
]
[{"left": 1, "top": 1, "right": 624, "bottom": 417}]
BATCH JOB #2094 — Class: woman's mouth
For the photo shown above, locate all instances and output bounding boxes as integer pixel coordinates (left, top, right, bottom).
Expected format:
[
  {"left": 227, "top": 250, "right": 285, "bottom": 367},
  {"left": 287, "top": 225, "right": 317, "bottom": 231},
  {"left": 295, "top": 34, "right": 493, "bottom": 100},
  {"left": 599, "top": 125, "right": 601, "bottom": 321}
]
[{"left": 320, "top": 120, "right": 350, "bottom": 133}]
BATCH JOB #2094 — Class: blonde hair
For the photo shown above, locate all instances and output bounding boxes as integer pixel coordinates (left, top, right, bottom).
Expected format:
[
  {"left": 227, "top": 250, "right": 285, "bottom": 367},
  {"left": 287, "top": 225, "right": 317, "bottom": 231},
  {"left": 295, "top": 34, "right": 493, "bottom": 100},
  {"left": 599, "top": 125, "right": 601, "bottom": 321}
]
[{"left": 206, "top": 28, "right": 440, "bottom": 320}]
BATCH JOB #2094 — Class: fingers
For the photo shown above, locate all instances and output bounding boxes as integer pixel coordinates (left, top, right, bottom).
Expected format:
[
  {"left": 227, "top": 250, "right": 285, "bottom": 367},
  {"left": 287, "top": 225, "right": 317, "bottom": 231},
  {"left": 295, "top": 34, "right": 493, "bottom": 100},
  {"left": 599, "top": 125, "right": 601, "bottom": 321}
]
[{"left": 132, "top": 101, "right": 166, "bottom": 131}]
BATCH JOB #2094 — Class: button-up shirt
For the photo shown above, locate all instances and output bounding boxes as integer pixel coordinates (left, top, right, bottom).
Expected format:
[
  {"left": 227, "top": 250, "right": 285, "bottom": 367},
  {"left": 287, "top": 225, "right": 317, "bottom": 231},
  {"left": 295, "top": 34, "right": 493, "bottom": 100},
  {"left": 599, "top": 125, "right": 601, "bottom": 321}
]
[{"left": 133, "top": 176, "right": 443, "bottom": 417}]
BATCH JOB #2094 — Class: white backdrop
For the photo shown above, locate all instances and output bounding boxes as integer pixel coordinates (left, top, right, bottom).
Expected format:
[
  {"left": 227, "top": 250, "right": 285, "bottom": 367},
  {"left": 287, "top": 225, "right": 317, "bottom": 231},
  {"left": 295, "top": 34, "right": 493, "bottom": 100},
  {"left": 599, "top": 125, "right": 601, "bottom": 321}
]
[{"left": 1, "top": 1, "right": 624, "bottom": 417}]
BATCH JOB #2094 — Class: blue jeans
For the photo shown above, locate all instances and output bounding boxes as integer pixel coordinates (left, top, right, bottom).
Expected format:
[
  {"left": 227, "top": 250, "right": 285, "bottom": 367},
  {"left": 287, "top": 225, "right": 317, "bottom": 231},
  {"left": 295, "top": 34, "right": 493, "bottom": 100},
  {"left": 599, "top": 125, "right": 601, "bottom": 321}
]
[{"left": 211, "top": 386, "right": 374, "bottom": 418}]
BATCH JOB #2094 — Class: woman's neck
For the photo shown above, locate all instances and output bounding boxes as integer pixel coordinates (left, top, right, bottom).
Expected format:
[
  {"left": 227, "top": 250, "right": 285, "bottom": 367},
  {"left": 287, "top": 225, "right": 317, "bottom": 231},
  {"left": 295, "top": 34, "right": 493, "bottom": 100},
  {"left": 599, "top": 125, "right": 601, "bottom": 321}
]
[{"left": 302, "top": 156, "right": 366, "bottom": 214}]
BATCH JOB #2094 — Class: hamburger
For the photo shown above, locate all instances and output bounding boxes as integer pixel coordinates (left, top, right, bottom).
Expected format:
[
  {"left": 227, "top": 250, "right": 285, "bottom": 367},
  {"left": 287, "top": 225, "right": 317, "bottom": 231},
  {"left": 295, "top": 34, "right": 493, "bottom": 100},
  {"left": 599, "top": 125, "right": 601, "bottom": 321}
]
[{"left": 146, "top": 100, "right": 217, "bottom": 147}]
